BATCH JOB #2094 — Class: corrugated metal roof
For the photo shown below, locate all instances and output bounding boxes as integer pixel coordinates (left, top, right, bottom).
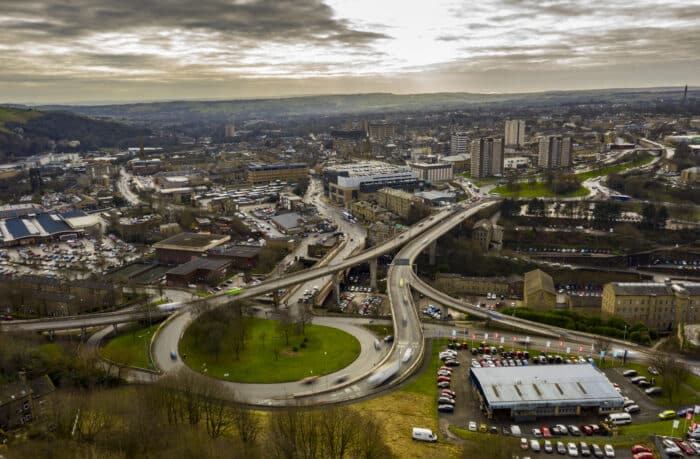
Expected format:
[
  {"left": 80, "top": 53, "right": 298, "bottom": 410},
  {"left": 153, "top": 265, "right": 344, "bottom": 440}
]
[{"left": 472, "top": 365, "right": 624, "bottom": 410}]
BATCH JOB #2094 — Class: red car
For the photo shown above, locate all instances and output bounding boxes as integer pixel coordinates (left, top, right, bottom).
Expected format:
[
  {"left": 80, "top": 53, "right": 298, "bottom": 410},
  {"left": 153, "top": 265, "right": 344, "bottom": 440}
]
[
  {"left": 439, "top": 366, "right": 452, "bottom": 372},
  {"left": 676, "top": 439, "right": 696, "bottom": 455},
  {"left": 632, "top": 453, "right": 653, "bottom": 459},
  {"left": 580, "top": 425, "right": 593, "bottom": 436},
  {"left": 441, "top": 389, "right": 457, "bottom": 398},
  {"left": 541, "top": 426, "right": 552, "bottom": 438},
  {"left": 437, "top": 376, "right": 451, "bottom": 383},
  {"left": 631, "top": 445, "right": 651, "bottom": 454}
]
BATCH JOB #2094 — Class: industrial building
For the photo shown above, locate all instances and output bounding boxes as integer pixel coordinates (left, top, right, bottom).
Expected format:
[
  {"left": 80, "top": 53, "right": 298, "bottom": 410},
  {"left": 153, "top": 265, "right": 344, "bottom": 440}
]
[
  {"left": 470, "top": 365, "right": 624, "bottom": 421},
  {"left": 601, "top": 281, "right": 700, "bottom": 331},
  {"left": 246, "top": 163, "right": 309, "bottom": 184},
  {"left": 154, "top": 232, "right": 231, "bottom": 264},
  {"left": 0, "top": 210, "right": 98, "bottom": 247},
  {"left": 322, "top": 162, "right": 420, "bottom": 205}
]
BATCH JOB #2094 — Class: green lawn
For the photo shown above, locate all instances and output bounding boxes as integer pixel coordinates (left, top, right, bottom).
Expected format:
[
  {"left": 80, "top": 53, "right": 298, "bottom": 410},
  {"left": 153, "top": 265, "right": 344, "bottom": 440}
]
[
  {"left": 575, "top": 153, "right": 654, "bottom": 181},
  {"left": 179, "top": 318, "right": 361, "bottom": 383},
  {"left": 101, "top": 323, "right": 161, "bottom": 369},
  {"left": 491, "top": 182, "right": 590, "bottom": 198},
  {"left": 601, "top": 361, "right": 700, "bottom": 407},
  {"left": 401, "top": 339, "right": 450, "bottom": 395}
]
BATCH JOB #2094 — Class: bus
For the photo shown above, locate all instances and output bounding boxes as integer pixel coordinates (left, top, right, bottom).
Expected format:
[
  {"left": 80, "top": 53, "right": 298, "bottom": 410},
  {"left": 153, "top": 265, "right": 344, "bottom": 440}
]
[{"left": 226, "top": 287, "right": 244, "bottom": 296}]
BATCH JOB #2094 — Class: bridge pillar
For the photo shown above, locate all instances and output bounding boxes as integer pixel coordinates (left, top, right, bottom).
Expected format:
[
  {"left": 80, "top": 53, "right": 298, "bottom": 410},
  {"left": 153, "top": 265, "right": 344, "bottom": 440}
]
[
  {"left": 369, "top": 258, "right": 378, "bottom": 291},
  {"left": 48, "top": 330, "right": 55, "bottom": 341},
  {"left": 112, "top": 323, "right": 118, "bottom": 334},
  {"left": 428, "top": 240, "right": 437, "bottom": 265},
  {"left": 333, "top": 277, "right": 341, "bottom": 304},
  {"left": 273, "top": 289, "right": 280, "bottom": 309}
]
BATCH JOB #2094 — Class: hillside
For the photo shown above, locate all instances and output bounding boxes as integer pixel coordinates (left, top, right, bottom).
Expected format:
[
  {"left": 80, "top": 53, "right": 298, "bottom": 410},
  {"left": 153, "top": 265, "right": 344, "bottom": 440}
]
[
  {"left": 0, "top": 107, "right": 151, "bottom": 160},
  {"left": 37, "top": 87, "right": 698, "bottom": 124}
]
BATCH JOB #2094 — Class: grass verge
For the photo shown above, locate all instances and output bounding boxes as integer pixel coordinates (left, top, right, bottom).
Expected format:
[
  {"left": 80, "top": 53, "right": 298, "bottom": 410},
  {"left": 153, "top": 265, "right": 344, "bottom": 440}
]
[
  {"left": 100, "top": 323, "right": 161, "bottom": 369},
  {"left": 491, "top": 182, "right": 590, "bottom": 198}
]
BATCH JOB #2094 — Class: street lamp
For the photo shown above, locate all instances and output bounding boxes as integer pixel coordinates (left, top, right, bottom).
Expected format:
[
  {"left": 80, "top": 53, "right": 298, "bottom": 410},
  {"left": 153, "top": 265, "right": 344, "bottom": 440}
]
[{"left": 324, "top": 351, "right": 328, "bottom": 389}]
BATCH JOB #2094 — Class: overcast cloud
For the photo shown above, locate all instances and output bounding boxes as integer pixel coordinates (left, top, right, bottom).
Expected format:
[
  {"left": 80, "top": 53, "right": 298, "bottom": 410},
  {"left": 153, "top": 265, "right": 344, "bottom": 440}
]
[{"left": 0, "top": 0, "right": 698, "bottom": 103}]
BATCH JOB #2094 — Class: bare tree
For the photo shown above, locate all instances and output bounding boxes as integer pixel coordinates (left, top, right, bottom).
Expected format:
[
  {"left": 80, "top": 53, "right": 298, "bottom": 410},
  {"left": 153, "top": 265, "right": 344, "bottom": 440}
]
[
  {"left": 650, "top": 352, "right": 690, "bottom": 403},
  {"left": 231, "top": 402, "right": 261, "bottom": 445}
]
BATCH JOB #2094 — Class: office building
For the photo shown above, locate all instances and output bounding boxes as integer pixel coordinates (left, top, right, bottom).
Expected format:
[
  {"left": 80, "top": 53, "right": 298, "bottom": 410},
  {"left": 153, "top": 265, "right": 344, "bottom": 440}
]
[
  {"left": 246, "top": 163, "right": 309, "bottom": 184},
  {"left": 601, "top": 281, "right": 700, "bottom": 331},
  {"left": 538, "top": 136, "right": 573, "bottom": 168},
  {"left": 505, "top": 120, "right": 526, "bottom": 146},
  {"left": 367, "top": 121, "right": 396, "bottom": 140},
  {"left": 450, "top": 131, "right": 470, "bottom": 155},
  {"left": 470, "top": 138, "right": 504, "bottom": 178},
  {"left": 409, "top": 162, "right": 453, "bottom": 183},
  {"left": 322, "top": 162, "right": 419, "bottom": 205}
]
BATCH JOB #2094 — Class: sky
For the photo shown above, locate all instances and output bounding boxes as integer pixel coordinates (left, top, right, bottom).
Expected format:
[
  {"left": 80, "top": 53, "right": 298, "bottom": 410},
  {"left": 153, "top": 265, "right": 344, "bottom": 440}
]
[{"left": 1, "top": 0, "right": 699, "bottom": 104}]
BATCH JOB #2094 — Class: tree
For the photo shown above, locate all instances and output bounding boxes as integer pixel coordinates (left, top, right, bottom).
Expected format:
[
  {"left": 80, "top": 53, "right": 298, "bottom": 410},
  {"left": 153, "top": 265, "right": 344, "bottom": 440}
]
[
  {"left": 641, "top": 203, "right": 657, "bottom": 229},
  {"left": 231, "top": 401, "right": 261, "bottom": 445},
  {"left": 650, "top": 352, "right": 689, "bottom": 403},
  {"left": 593, "top": 202, "right": 621, "bottom": 225}
]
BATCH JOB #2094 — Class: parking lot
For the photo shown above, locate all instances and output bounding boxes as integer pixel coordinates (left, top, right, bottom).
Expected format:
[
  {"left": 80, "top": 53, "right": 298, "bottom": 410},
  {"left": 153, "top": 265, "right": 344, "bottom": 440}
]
[{"left": 429, "top": 341, "right": 698, "bottom": 459}]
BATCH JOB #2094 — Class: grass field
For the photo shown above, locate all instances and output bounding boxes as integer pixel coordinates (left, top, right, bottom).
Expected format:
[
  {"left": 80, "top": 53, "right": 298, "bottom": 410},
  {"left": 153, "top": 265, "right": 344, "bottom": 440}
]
[
  {"left": 352, "top": 338, "right": 461, "bottom": 458},
  {"left": 179, "top": 318, "right": 361, "bottom": 383},
  {"left": 101, "top": 323, "right": 160, "bottom": 369},
  {"left": 0, "top": 107, "right": 41, "bottom": 133},
  {"left": 491, "top": 182, "right": 590, "bottom": 198},
  {"left": 575, "top": 153, "right": 655, "bottom": 181}
]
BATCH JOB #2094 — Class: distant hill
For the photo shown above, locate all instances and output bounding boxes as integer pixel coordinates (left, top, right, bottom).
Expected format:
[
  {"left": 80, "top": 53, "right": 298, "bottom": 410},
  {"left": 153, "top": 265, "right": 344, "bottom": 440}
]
[
  {"left": 0, "top": 107, "right": 151, "bottom": 160},
  {"left": 37, "top": 87, "right": 697, "bottom": 124}
]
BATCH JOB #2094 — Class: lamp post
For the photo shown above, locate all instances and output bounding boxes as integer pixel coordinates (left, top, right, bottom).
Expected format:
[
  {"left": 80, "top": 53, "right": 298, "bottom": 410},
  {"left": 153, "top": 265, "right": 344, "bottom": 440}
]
[{"left": 324, "top": 351, "right": 328, "bottom": 389}]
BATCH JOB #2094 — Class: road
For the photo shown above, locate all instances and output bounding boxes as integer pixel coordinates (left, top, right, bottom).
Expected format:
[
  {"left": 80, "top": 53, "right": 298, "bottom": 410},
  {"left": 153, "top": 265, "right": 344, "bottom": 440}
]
[{"left": 117, "top": 167, "right": 141, "bottom": 205}]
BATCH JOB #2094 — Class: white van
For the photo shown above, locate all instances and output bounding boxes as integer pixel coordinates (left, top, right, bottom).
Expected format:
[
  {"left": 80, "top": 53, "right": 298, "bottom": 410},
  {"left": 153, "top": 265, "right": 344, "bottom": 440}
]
[
  {"left": 412, "top": 427, "right": 437, "bottom": 442},
  {"left": 605, "top": 412, "right": 632, "bottom": 425},
  {"left": 510, "top": 425, "right": 522, "bottom": 437}
]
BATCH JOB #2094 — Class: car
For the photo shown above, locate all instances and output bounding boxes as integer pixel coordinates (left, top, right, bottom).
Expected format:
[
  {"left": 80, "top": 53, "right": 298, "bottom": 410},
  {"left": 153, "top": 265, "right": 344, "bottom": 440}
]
[
  {"left": 675, "top": 439, "right": 695, "bottom": 455},
  {"left": 603, "top": 444, "right": 615, "bottom": 458},
  {"left": 489, "top": 426, "right": 498, "bottom": 434},
  {"left": 677, "top": 407, "right": 696, "bottom": 417},
  {"left": 437, "top": 381, "right": 450, "bottom": 388},
  {"left": 622, "top": 369, "right": 638, "bottom": 377},
  {"left": 521, "top": 438, "right": 529, "bottom": 450},
  {"left": 632, "top": 453, "right": 653, "bottom": 459},
  {"left": 637, "top": 380, "right": 651, "bottom": 388},
  {"left": 690, "top": 441, "right": 700, "bottom": 452},
  {"left": 532, "top": 428, "right": 543, "bottom": 437},
  {"left": 568, "top": 425, "right": 582, "bottom": 436},
  {"left": 591, "top": 444, "right": 603, "bottom": 458},
  {"left": 580, "top": 425, "right": 593, "bottom": 436},
  {"left": 580, "top": 442, "right": 591, "bottom": 457},
  {"left": 502, "top": 426, "right": 511, "bottom": 436},
  {"left": 437, "top": 376, "right": 451, "bottom": 382},
  {"left": 662, "top": 438, "right": 682, "bottom": 456},
  {"left": 645, "top": 386, "right": 662, "bottom": 396},
  {"left": 383, "top": 335, "right": 394, "bottom": 343},
  {"left": 438, "top": 396, "right": 455, "bottom": 405},
  {"left": 555, "top": 424, "right": 569, "bottom": 436},
  {"left": 479, "top": 423, "right": 488, "bottom": 433},
  {"left": 544, "top": 439, "right": 553, "bottom": 453},
  {"left": 623, "top": 399, "right": 636, "bottom": 408},
  {"left": 630, "top": 376, "right": 647, "bottom": 385},
  {"left": 437, "top": 370, "right": 452, "bottom": 377},
  {"left": 557, "top": 441, "right": 567, "bottom": 454},
  {"left": 647, "top": 366, "right": 660, "bottom": 375},
  {"left": 169, "top": 351, "right": 177, "bottom": 360},
  {"left": 468, "top": 421, "right": 477, "bottom": 432},
  {"left": 630, "top": 445, "right": 650, "bottom": 454},
  {"left": 659, "top": 409, "right": 677, "bottom": 419},
  {"left": 624, "top": 405, "right": 640, "bottom": 414},
  {"left": 444, "top": 360, "right": 460, "bottom": 367},
  {"left": 441, "top": 389, "right": 456, "bottom": 398},
  {"left": 438, "top": 366, "right": 453, "bottom": 372},
  {"left": 437, "top": 404, "right": 454, "bottom": 413},
  {"left": 568, "top": 442, "right": 579, "bottom": 456},
  {"left": 542, "top": 426, "right": 552, "bottom": 438},
  {"left": 531, "top": 439, "right": 541, "bottom": 452}
]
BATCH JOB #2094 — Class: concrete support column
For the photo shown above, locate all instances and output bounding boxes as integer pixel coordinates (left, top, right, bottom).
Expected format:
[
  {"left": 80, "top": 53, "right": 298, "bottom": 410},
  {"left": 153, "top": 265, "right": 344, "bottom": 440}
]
[
  {"left": 428, "top": 240, "right": 437, "bottom": 265},
  {"left": 112, "top": 323, "right": 118, "bottom": 334},
  {"left": 369, "top": 258, "right": 378, "bottom": 291},
  {"left": 333, "top": 277, "right": 341, "bottom": 304},
  {"left": 273, "top": 289, "right": 280, "bottom": 309}
]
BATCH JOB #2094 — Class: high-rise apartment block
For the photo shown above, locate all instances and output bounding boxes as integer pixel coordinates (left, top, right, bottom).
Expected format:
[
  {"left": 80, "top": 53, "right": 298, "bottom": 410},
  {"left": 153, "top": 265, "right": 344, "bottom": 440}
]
[
  {"left": 450, "top": 131, "right": 470, "bottom": 155},
  {"left": 538, "top": 136, "right": 573, "bottom": 168},
  {"left": 470, "top": 138, "right": 504, "bottom": 178},
  {"left": 504, "top": 120, "right": 526, "bottom": 146}
]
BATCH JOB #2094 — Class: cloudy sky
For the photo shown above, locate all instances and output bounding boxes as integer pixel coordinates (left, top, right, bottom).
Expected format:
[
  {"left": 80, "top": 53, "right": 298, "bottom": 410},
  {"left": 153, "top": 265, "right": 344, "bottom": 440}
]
[{"left": 1, "top": 0, "right": 699, "bottom": 104}]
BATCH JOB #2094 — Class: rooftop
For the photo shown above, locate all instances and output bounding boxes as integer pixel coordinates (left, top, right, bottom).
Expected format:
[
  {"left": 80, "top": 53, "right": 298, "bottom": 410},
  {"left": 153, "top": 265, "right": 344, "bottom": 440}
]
[
  {"left": 167, "top": 257, "right": 231, "bottom": 276},
  {"left": 154, "top": 232, "right": 231, "bottom": 252},
  {"left": 524, "top": 269, "right": 556, "bottom": 295},
  {"left": 610, "top": 281, "right": 700, "bottom": 296},
  {"left": 472, "top": 365, "right": 624, "bottom": 409}
]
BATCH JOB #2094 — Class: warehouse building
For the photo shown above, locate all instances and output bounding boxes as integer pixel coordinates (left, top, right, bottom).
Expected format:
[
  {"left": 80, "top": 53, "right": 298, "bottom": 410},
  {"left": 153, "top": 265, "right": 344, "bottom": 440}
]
[
  {"left": 470, "top": 365, "right": 624, "bottom": 421},
  {"left": 165, "top": 257, "right": 232, "bottom": 287},
  {"left": 154, "top": 232, "right": 231, "bottom": 265}
]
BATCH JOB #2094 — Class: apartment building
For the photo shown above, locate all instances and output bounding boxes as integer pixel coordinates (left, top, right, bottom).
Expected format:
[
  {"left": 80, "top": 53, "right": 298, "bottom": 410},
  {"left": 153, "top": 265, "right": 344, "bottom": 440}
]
[
  {"left": 504, "top": 120, "right": 526, "bottom": 146},
  {"left": 470, "top": 138, "right": 504, "bottom": 178},
  {"left": 246, "top": 163, "right": 309, "bottom": 184},
  {"left": 450, "top": 131, "right": 470, "bottom": 155},
  {"left": 538, "top": 136, "right": 573, "bottom": 168}
]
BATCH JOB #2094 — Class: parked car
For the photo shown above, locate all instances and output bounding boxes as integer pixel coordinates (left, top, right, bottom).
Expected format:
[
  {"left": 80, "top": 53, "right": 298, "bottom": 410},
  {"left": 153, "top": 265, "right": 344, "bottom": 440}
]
[
  {"left": 622, "top": 369, "right": 638, "bottom": 377},
  {"left": 520, "top": 438, "right": 529, "bottom": 450},
  {"left": 624, "top": 405, "right": 641, "bottom": 414},
  {"left": 661, "top": 438, "right": 682, "bottom": 456},
  {"left": 437, "top": 381, "right": 450, "bottom": 388},
  {"left": 659, "top": 409, "right": 676, "bottom": 419},
  {"left": 544, "top": 439, "right": 553, "bottom": 453},
  {"left": 568, "top": 442, "right": 579, "bottom": 457},
  {"left": 530, "top": 439, "right": 541, "bottom": 452},
  {"left": 645, "top": 386, "right": 662, "bottom": 396},
  {"left": 630, "top": 445, "right": 650, "bottom": 454},
  {"left": 568, "top": 425, "right": 582, "bottom": 436},
  {"left": 542, "top": 426, "right": 552, "bottom": 438},
  {"left": 441, "top": 389, "right": 456, "bottom": 398},
  {"left": 603, "top": 444, "right": 615, "bottom": 458},
  {"left": 580, "top": 441, "right": 591, "bottom": 457},
  {"left": 468, "top": 421, "right": 477, "bottom": 432},
  {"left": 437, "top": 376, "right": 451, "bottom": 383},
  {"left": 632, "top": 453, "right": 653, "bottom": 459},
  {"left": 591, "top": 443, "right": 603, "bottom": 458},
  {"left": 532, "top": 428, "right": 543, "bottom": 437},
  {"left": 675, "top": 439, "right": 695, "bottom": 455},
  {"left": 437, "top": 404, "right": 454, "bottom": 413},
  {"left": 437, "top": 396, "right": 455, "bottom": 405},
  {"left": 557, "top": 441, "right": 567, "bottom": 454}
]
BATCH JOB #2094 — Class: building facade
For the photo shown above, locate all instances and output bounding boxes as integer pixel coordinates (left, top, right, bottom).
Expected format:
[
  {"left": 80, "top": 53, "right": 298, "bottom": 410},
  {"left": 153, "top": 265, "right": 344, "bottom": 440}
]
[
  {"left": 601, "top": 281, "right": 700, "bottom": 331},
  {"left": 538, "top": 136, "right": 573, "bottom": 168},
  {"left": 322, "top": 162, "right": 419, "bottom": 206},
  {"left": 450, "top": 131, "right": 470, "bottom": 155},
  {"left": 367, "top": 121, "right": 396, "bottom": 140},
  {"left": 375, "top": 187, "right": 419, "bottom": 219},
  {"left": 409, "top": 162, "right": 453, "bottom": 183},
  {"left": 504, "top": 119, "right": 526, "bottom": 146},
  {"left": 246, "top": 163, "right": 309, "bottom": 184},
  {"left": 523, "top": 269, "right": 557, "bottom": 310},
  {"left": 470, "top": 138, "right": 504, "bottom": 178}
]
